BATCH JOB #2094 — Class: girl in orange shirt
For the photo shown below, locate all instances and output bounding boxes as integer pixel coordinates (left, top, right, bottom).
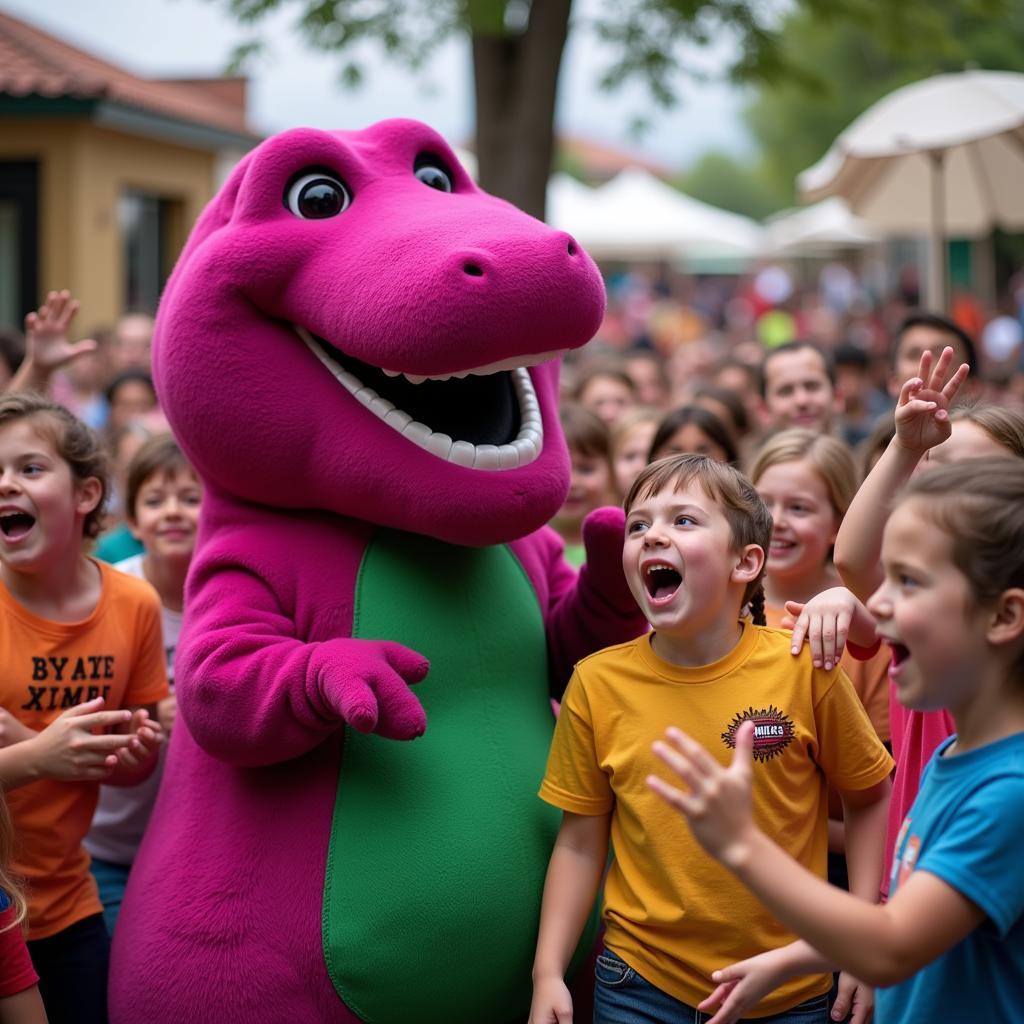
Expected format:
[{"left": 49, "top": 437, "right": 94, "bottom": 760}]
[{"left": 0, "top": 392, "right": 166, "bottom": 1024}]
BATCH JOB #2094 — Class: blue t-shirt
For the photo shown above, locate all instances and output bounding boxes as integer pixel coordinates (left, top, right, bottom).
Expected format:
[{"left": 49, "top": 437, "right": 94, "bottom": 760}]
[{"left": 877, "top": 732, "right": 1024, "bottom": 1022}]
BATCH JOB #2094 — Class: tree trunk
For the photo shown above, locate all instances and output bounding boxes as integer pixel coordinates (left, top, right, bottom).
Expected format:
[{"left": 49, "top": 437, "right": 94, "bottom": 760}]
[{"left": 471, "top": 0, "right": 573, "bottom": 221}]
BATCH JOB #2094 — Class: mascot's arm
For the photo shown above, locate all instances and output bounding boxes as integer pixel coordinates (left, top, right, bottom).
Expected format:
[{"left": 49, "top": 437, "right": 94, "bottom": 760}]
[
  {"left": 177, "top": 565, "right": 429, "bottom": 767},
  {"left": 543, "top": 506, "right": 647, "bottom": 698}
]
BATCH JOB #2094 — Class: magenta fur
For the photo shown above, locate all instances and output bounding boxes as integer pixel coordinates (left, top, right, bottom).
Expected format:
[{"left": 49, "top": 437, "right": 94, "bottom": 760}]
[{"left": 110, "top": 119, "right": 644, "bottom": 1022}]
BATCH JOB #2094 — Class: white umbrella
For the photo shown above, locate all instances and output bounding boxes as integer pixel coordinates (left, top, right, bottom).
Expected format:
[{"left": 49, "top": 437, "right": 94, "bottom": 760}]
[
  {"left": 548, "top": 166, "right": 764, "bottom": 264},
  {"left": 798, "top": 69, "right": 1024, "bottom": 309}
]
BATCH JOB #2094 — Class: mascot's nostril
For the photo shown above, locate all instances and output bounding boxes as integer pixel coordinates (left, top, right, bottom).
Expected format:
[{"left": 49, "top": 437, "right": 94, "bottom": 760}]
[
  {"left": 567, "top": 241, "right": 577, "bottom": 256},
  {"left": 463, "top": 262, "right": 484, "bottom": 278}
]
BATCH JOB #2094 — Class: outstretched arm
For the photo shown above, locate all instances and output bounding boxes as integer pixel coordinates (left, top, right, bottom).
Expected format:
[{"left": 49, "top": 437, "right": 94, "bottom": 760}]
[
  {"left": 648, "top": 723, "right": 984, "bottom": 988},
  {"left": 834, "top": 348, "right": 968, "bottom": 602},
  {"left": 176, "top": 564, "right": 429, "bottom": 766},
  {"left": 782, "top": 587, "right": 880, "bottom": 670}
]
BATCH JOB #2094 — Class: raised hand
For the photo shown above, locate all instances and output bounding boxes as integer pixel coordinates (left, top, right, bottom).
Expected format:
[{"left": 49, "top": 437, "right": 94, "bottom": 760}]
[
  {"left": 894, "top": 346, "right": 969, "bottom": 455},
  {"left": 321, "top": 639, "right": 429, "bottom": 740},
  {"left": 648, "top": 721, "right": 756, "bottom": 866},
  {"left": 23, "top": 289, "right": 98, "bottom": 376},
  {"left": 580, "top": 506, "right": 637, "bottom": 611}
]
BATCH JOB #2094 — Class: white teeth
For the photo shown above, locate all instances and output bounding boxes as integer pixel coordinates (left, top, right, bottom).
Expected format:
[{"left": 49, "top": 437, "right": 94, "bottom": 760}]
[
  {"left": 425, "top": 432, "right": 453, "bottom": 459},
  {"left": 384, "top": 408, "right": 412, "bottom": 431},
  {"left": 474, "top": 445, "right": 501, "bottom": 470},
  {"left": 402, "top": 422, "right": 433, "bottom": 447},
  {"left": 296, "top": 326, "right": 545, "bottom": 470},
  {"left": 645, "top": 563, "right": 675, "bottom": 575},
  {"left": 449, "top": 441, "right": 476, "bottom": 467}
]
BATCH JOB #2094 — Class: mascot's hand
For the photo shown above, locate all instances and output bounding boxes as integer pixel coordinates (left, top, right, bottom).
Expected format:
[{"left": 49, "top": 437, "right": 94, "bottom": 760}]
[
  {"left": 579, "top": 506, "right": 634, "bottom": 613},
  {"left": 319, "top": 639, "right": 429, "bottom": 740}
]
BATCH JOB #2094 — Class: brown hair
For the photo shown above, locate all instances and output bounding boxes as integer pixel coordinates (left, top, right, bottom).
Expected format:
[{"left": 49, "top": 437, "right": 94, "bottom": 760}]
[
  {"left": 748, "top": 429, "right": 858, "bottom": 519},
  {"left": 901, "top": 458, "right": 1024, "bottom": 612},
  {"left": 648, "top": 405, "right": 739, "bottom": 465},
  {"left": 0, "top": 391, "right": 109, "bottom": 539},
  {"left": 0, "top": 793, "right": 26, "bottom": 933},
  {"left": 560, "top": 402, "right": 612, "bottom": 461},
  {"left": 124, "top": 433, "right": 196, "bottom": 523},
  {"left": 625, "top": 453, "right": 773, "bottom": 624},
  {"left": 572, "top": 362, "right": 636, "bottom": 403},
  {"left": 950, "top": 404, "right": 1024, "bottom": 459}
]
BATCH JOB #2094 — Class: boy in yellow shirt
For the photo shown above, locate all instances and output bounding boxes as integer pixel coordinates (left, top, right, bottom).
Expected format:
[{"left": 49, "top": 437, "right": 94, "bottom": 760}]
[{"left": 529, "top": 455, "right": 892, "bottom": 1023}]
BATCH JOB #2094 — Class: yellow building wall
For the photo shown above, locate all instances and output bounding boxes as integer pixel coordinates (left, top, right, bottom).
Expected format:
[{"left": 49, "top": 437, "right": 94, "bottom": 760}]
[{"left": 0, "top": 119, "right": 217, "bottom": 332}]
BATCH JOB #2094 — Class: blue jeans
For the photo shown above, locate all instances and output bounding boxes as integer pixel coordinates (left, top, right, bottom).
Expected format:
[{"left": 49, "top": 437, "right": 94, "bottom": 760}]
[{"left": 593, "top": 948, "right": 831, "bottom": 1024}]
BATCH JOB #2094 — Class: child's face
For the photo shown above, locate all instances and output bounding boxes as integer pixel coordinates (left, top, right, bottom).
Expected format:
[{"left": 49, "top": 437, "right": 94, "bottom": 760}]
[
  {"left": 613, "top": 422, "right": 657, "bottom": 499},
  {"left": 868, "top": 498, "right": 984, "bottom": 713},
  {"left": 755, "top": 458, "right": 839, "bottom": 582},
  {"left": 579, "top": 375, "right": 634, "bottom": 427},
  {"left": 130, "top": 467, "right": 203, "bottom": 563},
  {"left": 623, "top": 480, "right": 754, "bottom": 641},
  {"left": 0, "top": 418, "right": 99, "bottom": 573},
  {"left": 552, "top": 447, "right": 612, "bottom": 534},
  {"left": 109, "top": 380, "right": 157, "bottom": 432}
]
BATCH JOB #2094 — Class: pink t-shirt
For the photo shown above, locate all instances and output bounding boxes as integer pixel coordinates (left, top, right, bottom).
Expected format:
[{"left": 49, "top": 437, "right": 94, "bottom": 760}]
[{"left": 882, "top": 689, "right": 955, "bottom": 896}]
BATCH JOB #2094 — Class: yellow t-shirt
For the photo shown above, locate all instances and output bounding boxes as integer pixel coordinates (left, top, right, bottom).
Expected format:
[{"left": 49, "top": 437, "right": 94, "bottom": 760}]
[
  {"left": 540, "top": 625, "right": 893, "bottom": 1016},
  {"left": 1, "top": 560, "right": 169, "bottom": 939}
]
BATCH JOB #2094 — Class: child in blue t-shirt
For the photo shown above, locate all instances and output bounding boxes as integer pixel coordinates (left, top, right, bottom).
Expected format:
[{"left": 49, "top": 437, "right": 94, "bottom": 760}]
[{"left": 649, "top": 457, "right": 1024, "bottom": 1023}]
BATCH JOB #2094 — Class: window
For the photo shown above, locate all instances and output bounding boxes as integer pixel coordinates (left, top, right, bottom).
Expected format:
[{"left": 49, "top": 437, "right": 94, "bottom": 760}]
[
  {"left": 119, "top": 190, "right": 175, "bottom": 315},
  {"left": 0, "top": 161, "right": 39, "bottom": 330}
]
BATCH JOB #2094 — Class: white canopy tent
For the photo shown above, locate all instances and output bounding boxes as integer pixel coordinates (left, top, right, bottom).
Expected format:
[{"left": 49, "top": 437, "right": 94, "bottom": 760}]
[
  {"left": 547, "top": 167, "right": 765, "bottom": 266},
  {"left": 763, "top": 197, "right": 880, "bottom": 257}
]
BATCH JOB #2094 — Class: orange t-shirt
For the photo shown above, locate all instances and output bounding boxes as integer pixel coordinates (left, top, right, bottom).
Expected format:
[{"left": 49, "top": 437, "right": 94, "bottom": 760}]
[
  {"left": 1, "top": 560, "right": 168, "bottom": 939},
  {"left": 764, "top": 603, "right": 889, "bottom": 743}
]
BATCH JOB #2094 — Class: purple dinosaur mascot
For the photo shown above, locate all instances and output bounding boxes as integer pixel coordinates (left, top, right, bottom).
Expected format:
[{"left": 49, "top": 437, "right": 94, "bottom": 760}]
[{"left": 110, "top": 119, "right": 645, "bottom": 1023}]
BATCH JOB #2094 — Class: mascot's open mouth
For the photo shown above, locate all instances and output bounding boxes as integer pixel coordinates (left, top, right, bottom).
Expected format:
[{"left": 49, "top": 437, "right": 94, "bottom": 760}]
[{"left": 295, "top": 326, "right": 554, "bottom": 470}]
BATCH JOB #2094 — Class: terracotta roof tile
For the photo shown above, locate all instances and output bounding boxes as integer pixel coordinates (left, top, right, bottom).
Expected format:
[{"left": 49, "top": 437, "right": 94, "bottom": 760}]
[{"left": 0, "top": 10, "right": 258, "bottom": 140}]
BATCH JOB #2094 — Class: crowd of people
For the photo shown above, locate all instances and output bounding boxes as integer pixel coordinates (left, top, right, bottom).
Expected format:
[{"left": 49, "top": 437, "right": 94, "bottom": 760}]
[{"left": 0, "top": 266, "right": 1022, "bottom": 1024}]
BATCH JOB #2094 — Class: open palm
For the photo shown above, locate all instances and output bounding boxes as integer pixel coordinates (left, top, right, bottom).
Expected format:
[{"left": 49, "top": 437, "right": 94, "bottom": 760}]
[
  {"left": 24, "top": 289, "right": 97, "bottom": 372},
  {"left": 894, "top": 347, "right": 969, "bottom": 454}
]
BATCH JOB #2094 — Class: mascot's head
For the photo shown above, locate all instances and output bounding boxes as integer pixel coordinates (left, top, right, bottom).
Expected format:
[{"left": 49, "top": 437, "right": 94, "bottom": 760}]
[{"left": 154, "top": 119, "right": 605, "bottom": 545}]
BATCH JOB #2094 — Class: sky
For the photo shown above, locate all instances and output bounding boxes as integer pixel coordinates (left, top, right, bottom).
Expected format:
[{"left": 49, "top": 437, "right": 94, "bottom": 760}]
[{"left": 1, "top": 0, "right": 752, "bottom": 171}]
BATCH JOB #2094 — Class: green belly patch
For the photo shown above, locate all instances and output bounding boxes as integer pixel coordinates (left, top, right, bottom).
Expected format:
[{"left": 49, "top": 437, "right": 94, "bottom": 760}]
[{"left": 322, "top": 531, "right": 595, "bottom": 1023}]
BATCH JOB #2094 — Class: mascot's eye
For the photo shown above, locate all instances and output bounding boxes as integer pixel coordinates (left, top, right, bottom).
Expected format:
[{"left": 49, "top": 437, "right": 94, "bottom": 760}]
[
  {"left": 414, "top": 163, "right": 453, "bottom": 193},
  {"left": 285, "top": 172, "right": 351, "bottom": 219}
]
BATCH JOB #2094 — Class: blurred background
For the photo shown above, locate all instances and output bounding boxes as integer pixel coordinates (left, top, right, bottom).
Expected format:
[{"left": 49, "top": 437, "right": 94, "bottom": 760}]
[{"left": 3, "top": 0, "right": 1024, "bottom": 413}]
